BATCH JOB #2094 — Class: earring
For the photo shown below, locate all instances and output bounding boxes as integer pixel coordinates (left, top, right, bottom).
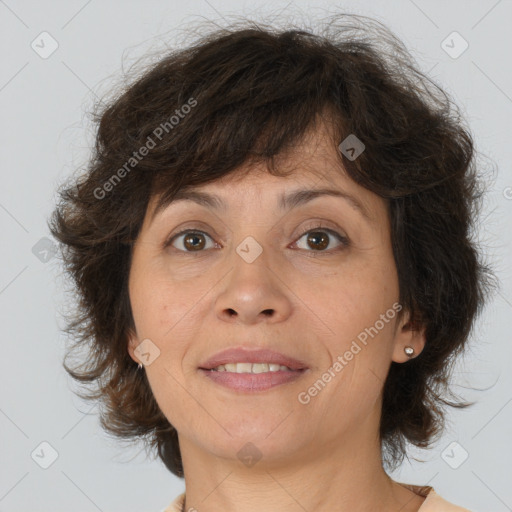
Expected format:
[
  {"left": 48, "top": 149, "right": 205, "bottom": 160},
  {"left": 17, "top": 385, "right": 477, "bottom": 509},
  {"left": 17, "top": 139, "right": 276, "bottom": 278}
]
[
  {"left": 404, "top": 346, "right": 415, "bottom": 357},
  {"left": 138, "top": 362, "right": 143, "bottom": 370}
]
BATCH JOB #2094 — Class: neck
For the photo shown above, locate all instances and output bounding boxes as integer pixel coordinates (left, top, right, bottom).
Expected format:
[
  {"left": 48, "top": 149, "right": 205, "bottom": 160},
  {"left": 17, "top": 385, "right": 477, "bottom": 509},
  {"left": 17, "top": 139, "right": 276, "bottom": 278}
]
[{"left": 176, "top": 417, "right": 425, "bottom": 512}]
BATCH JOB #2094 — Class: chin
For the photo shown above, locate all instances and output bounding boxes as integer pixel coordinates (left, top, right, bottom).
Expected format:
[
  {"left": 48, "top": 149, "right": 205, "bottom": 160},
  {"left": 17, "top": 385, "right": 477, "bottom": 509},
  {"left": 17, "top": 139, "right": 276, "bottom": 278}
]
[
  {"left": 206, "top": 432, "right": 308, "bottom": 468},
  {"left": 240, "top": 418, "right": 308, "bottom": 447}
]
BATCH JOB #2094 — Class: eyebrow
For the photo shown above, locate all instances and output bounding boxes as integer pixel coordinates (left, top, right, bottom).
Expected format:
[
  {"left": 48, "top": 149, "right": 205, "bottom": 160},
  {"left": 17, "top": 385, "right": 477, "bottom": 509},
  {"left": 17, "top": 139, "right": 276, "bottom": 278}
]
[{"left": 151, "top": 187, "right": 373, "bottom": 223}]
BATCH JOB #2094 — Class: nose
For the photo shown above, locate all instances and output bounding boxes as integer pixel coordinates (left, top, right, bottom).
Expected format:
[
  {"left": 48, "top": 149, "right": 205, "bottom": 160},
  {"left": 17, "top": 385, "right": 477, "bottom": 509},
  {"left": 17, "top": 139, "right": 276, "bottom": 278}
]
[{"left": 214, "top": 253, "right": 293, "bottom": 325}]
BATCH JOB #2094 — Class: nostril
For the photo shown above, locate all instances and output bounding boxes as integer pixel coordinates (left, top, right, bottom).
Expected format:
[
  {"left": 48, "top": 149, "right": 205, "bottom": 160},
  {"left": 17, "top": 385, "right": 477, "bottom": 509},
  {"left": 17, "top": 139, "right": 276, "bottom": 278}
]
[{"left": 262, "top": 309, "right": 274, "bottom": 316}]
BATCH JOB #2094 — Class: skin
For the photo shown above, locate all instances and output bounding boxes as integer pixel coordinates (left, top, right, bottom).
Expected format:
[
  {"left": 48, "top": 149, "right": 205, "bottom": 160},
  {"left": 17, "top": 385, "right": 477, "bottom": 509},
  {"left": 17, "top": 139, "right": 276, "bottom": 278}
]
[{"left": 128, "top": 119, "right": 427, "bottom": 512}]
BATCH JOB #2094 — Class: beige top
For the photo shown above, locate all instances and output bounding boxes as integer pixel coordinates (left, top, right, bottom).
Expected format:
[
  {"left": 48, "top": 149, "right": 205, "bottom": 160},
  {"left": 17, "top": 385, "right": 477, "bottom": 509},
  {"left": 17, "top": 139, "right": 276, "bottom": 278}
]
[{"left": 163, "top": 484, "right": 473, "bottom": 511}]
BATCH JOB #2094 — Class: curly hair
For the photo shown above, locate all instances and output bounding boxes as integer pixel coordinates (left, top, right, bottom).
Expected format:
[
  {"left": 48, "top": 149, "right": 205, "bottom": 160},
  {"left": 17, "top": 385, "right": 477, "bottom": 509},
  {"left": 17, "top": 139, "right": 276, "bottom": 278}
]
[{"left": 48, "top": 14, "right": 494, "bottom": 478}]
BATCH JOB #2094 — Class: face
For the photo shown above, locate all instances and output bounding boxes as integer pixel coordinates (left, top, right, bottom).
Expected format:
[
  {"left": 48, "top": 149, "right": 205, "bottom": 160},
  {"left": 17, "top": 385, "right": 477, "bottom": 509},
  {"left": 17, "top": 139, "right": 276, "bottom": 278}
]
[{"left": 127, "top": 121, "right": 423, "bottom": 470}]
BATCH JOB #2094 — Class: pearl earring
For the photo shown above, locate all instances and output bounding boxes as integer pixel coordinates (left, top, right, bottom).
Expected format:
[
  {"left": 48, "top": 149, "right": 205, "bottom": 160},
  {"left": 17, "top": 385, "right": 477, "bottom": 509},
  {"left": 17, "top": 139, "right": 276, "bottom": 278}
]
[{"left": 404, "top": 346, "right": 415, "bottom": 357}]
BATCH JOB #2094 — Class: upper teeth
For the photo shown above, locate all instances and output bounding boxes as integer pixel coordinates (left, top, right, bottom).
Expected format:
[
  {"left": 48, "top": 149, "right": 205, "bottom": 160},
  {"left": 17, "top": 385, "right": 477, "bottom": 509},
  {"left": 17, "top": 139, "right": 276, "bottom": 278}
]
[{"left": 211, "top": 363, "right": 293, "bottom": 373}]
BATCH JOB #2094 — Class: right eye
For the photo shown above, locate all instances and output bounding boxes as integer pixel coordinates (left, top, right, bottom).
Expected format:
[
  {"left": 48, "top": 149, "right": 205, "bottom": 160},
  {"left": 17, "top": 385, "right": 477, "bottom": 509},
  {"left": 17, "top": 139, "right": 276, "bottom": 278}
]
[{"left": 166, "top": 230, "right": 217, "bottom": 252}]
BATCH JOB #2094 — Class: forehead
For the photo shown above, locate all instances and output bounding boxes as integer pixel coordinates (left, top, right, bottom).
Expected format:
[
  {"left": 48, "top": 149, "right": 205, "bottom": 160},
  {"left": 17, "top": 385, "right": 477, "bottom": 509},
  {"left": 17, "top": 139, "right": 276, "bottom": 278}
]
[{"left": 144, "top": 118, "right": 384, "bottom": 227}]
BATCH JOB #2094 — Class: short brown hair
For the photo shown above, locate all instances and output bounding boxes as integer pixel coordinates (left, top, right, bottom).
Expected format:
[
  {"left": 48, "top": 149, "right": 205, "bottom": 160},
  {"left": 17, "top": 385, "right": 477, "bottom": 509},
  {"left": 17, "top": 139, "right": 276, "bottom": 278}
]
[{"left": 49, "top": 15, "right": 494, "bottom": 477}]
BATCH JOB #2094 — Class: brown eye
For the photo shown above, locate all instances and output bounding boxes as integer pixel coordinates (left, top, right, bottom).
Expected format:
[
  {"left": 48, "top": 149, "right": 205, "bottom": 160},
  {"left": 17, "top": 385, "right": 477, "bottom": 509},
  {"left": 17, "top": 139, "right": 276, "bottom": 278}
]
[
  {"left": 168, "top": 230, "right": 215, "bottom": 252},
  {"left": 183, "top": 233, "right": 206, "bottom": 251},
  {"left": 305, "top": 231, "right": 329, "bottom": 250},
  {"left": 294, "top": 227, "right": 348, "bottom": 252}
]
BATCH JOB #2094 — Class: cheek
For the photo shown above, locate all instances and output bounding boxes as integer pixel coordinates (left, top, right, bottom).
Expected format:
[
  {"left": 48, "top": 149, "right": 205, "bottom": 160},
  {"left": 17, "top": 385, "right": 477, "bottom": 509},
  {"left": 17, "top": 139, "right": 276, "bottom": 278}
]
[
  {"left": 129, "top": 266, "right": 218, "bottom": 393},
  {"left": 129, "top": 256, "right": 202, "bottom": 336},
  {"left": 291, "top": 258, "right": 398, "bottom": 339},
  {"left": 290, "top": 254, "right": 399, "bottom": 398}
]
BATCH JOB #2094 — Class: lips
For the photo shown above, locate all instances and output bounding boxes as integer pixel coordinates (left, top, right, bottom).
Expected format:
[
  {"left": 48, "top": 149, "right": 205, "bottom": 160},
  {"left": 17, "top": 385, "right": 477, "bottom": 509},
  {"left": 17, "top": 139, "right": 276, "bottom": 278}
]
[{"left": 199, "top": 347, "right": 309, "bottom": 371}]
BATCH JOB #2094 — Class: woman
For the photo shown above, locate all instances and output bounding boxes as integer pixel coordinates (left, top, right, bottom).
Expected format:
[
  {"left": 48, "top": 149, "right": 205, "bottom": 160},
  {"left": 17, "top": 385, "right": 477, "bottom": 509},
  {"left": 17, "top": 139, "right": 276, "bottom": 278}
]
[{"left": 49, "top": 14, "right": 492, "bottom": 512}]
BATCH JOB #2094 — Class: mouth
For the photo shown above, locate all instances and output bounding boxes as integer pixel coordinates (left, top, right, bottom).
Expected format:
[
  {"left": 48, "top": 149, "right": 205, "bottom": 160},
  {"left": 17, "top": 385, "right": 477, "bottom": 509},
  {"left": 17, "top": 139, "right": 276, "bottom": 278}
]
[
  {"left": 198, "top": 347, "right": 309, "bottom": 392},
  {"left": 207, "top": 362, "right": 299, "bottom": 373}
]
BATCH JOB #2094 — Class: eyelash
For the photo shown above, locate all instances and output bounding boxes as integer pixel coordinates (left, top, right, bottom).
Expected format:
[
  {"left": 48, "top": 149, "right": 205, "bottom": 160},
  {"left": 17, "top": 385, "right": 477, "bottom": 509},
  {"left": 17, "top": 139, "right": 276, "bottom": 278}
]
[{"left": 164, "top": 222, "right": 349, "bottom": 256}]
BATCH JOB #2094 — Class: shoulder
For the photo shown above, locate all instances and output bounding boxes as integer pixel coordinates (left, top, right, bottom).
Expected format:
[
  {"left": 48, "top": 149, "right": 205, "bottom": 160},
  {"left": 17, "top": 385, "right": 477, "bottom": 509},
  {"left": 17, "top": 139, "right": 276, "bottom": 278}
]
[
  {"left": 163, "top": 489, "right": 473, "bottom": 512},
  {"left": 162, "top": 491, "right": 185, "bottom": 512},
  {"left": 398, "top": 483, "right": 473, "bottom": 512},
  {"left": 420, "top": 488, "right": 473, "bottom": 512}
]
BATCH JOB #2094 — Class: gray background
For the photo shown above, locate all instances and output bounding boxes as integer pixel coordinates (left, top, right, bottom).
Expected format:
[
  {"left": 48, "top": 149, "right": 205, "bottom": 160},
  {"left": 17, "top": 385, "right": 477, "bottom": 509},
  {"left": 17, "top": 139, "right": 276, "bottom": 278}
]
[{"left": 1, "top": 1, "right": 511, "bottom": 511}]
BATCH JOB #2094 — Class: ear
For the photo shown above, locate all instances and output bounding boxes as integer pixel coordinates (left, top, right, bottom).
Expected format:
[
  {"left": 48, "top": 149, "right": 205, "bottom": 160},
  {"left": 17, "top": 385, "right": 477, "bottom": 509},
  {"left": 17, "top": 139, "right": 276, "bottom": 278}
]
[
  {"left": 127, "top": 328, "right": 140, "bottom": 364},
  {"left": 391, "top": 310, "right": 426, "bottom": 363}
]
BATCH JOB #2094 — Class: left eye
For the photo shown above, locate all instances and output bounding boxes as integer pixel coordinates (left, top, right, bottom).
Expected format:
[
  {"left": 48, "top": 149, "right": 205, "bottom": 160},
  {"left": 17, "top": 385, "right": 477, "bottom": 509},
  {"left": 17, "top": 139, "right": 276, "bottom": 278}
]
[{"left": 293, "top": 228, "right": 348, "bottom": 252}]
